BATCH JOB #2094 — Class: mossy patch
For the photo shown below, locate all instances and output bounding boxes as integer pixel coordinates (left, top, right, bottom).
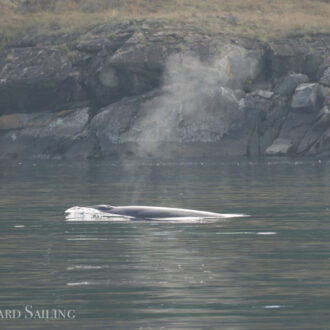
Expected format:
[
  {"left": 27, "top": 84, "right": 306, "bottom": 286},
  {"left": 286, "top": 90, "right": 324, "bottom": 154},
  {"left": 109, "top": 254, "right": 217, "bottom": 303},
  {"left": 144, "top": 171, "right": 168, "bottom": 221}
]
[{"left": 0, "top": 0, "right": 330, "bottom": 44}]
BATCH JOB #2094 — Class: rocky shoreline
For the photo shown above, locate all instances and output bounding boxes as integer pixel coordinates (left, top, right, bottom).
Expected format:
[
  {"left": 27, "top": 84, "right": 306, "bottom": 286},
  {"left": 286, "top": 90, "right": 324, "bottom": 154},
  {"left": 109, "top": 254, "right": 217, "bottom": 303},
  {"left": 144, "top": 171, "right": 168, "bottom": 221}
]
[{"left": 0, "top": 20, "right": 329, "bottom": 160}]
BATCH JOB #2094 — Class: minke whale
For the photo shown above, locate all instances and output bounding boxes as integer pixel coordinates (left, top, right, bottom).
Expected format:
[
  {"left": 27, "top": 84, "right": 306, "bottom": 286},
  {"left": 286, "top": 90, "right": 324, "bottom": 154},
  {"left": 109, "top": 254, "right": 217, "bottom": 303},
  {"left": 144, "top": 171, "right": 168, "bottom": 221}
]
[{"left": 65, "top": 205, "right": 248, "bottom": 222}]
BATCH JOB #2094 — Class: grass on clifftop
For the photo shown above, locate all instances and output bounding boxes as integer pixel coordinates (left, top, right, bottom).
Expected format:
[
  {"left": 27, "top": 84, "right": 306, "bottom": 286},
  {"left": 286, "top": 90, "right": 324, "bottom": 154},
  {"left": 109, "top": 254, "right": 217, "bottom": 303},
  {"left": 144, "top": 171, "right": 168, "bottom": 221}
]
[{"left": 1, "top": 0, "right": 330, "bottom": 44}]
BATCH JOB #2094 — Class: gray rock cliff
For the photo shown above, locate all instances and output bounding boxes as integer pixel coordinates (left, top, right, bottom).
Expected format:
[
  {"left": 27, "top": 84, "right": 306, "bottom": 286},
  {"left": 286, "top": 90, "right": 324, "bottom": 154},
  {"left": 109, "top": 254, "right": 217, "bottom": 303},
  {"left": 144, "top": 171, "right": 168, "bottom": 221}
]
[{"left": 0, "top": 21, "right": 329, "bottom": 160}]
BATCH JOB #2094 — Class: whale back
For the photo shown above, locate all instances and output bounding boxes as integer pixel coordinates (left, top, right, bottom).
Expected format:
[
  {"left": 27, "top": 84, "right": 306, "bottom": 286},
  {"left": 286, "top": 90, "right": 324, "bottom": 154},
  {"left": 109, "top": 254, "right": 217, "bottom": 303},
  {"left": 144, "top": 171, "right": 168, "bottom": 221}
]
[
  {"left": 109, "top": 205, "right": 223, "bottom": 219},
  {"left": 92, "top": 205, "right": 114, "bottom": 213},
  {"left": 65, "top": 205, "right": 248, "bottom": 221}
]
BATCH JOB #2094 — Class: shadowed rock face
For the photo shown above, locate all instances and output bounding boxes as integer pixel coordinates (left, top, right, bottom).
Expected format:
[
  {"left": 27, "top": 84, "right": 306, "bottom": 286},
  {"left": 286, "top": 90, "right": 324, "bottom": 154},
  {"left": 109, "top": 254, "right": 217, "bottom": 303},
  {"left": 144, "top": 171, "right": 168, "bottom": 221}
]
[
  {"left": 0, "top": 47, "right": 86, "bottom": 115},
  {"left": 0, "top": 20, "right": 330, "bottom": 160}
]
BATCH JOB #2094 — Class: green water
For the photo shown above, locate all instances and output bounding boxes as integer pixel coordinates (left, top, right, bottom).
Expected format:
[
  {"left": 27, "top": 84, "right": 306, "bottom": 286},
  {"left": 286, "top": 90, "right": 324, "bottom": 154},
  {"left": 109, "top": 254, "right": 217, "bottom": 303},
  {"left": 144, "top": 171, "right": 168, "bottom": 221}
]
[{"left": 0, "top": 159, "right": 330, "bottom": 329}]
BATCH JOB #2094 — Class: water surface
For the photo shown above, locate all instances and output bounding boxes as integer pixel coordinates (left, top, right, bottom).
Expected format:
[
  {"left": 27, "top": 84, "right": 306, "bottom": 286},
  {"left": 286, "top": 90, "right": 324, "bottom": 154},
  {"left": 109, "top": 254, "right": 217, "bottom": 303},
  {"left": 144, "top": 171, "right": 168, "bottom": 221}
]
[{"left": 0, "top": 159, "right": 330, "bottom": 329}]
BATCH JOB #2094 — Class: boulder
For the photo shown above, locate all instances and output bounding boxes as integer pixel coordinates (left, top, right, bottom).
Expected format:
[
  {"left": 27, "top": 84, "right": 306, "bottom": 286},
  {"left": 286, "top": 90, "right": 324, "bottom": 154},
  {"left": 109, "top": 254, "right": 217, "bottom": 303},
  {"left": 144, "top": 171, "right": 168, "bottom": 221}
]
[
  {"left": 315, "top": 105, "right": 330, "bottom": 129},
  {"left": 276, "top": 112, "right": 318, "bottom": 146},
  {"left": 90, "top": 86, "right": 243, "bottom": 157},
  {"left": 237, "top": 90, "right": 277, "bottom": 156},
  {"left": 305, "top": 123, "right": 330, "bottom": 157},
  {"left": 291, "top": 83, "right": 324, "bottom": 113},
  {"left": 90, "top": 90, "right": 161, "bottom": 155},
  {"left": 295, "top": 107, "right": 330, "bottom": 154},
  {"left": 258, "top": 98, "right": 291, "bottom": 154},
  {"left": 323, "top": 86, "right": 330, "bottom": 107},
  {"left": 320, "top": 67, "right": 330, "bottom": 87},
  {"left": 242, "top": 90, "right": 274, "bottom": 112},
  {"left": 266, "top": 109, "right": 327, "bottom": 156},
  {"left": 296, "top": 128, "right": 324, "bottom": 154},
  {"left": 274, "top": 73, "right": 309, "bottom": 97},
  {"left": 265, "top": 138, "right": 294, "bottom": 155},
  {"left": 213, "top": 45, "right": 266, "bottom": 90},
  {"left": 177, "top": 86, "right": 242, "bottom": 142}
]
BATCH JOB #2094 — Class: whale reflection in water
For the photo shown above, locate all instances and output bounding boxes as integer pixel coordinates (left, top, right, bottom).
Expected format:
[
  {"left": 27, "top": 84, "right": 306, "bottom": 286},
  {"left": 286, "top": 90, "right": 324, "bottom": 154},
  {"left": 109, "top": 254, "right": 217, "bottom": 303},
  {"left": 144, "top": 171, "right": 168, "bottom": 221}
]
[{"left": 65, "top": 205, "right": 249, "bottom": 223}]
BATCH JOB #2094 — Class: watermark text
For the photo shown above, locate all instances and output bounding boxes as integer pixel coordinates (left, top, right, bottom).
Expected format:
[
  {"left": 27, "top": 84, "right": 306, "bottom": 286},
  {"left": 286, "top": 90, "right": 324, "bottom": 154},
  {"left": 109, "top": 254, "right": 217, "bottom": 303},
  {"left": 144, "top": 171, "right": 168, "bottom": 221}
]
[{"left": 0, "top": 305, "right": 76, "bottom": 320}]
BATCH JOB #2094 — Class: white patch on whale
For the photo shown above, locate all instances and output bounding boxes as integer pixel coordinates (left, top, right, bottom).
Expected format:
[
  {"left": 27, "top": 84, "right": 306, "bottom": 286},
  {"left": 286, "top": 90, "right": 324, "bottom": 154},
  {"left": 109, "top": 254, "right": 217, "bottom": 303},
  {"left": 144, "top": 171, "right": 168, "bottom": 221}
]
[{"left": 65, "top": 206, "right": 133, "bottom": 222}]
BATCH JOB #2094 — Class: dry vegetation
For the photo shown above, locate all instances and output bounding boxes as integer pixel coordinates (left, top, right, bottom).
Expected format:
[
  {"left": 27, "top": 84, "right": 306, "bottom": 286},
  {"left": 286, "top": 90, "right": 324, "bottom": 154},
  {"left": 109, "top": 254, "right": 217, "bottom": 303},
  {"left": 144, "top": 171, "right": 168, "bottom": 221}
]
[{"left": 0, "top": 0, "right": 330, "bottom": 43}]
